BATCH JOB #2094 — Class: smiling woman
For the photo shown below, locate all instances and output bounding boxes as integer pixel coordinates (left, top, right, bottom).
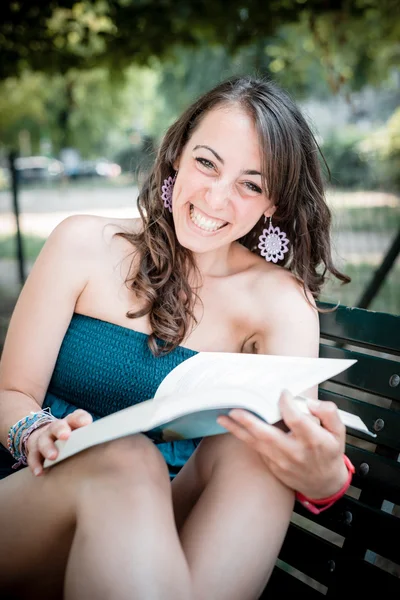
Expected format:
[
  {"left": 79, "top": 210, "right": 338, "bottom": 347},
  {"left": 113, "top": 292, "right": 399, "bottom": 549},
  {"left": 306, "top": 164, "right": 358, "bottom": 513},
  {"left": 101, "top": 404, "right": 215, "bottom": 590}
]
[
  {"left": 173, "top": 108, "right": 269, "bottom": 249},
  {"left": 0, "top": 76, "right": 352, "bottom": 600},
  {"left": 121, "top": 77, "right": 350, "bottom": 355}
]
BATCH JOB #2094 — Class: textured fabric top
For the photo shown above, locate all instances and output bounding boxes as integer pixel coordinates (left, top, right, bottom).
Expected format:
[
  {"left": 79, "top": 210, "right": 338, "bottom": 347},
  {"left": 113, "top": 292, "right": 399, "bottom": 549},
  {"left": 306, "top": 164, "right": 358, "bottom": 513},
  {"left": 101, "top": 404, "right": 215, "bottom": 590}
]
[
  {"left": 46, "top": 313, "right": 198, "bottom": 418},
  {"left": 41, "top": 313, "right": 201, "bottom": 475}
]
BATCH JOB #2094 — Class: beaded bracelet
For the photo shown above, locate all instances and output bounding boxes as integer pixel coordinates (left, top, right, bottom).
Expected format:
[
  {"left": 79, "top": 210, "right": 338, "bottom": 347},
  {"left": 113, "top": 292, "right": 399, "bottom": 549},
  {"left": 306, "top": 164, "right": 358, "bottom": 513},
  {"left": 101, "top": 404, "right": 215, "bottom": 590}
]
[{"left": 7, "top": 408, "right": 56, "bottom": 469}]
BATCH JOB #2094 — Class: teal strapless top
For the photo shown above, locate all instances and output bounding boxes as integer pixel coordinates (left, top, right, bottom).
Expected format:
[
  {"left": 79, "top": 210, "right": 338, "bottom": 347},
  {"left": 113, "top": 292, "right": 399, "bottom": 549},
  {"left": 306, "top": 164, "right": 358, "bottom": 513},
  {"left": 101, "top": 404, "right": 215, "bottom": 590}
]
[{"left": 43, "top": 313, "right": 201, "bottom": 477}]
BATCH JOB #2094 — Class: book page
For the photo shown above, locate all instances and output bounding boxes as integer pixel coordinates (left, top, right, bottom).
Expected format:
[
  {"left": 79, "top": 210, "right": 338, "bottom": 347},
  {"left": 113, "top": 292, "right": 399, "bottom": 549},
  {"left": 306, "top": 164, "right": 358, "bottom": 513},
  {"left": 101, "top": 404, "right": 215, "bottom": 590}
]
[
  {"left": 150, "top": 393, "right": 374, "bottom": 441},
  {"left": 44, "top": 400, "right": 156, "bottom": 467},
  {"left": 154, "top": 353, "right": 375, "bottom": 436},
  {"left": 154, "top": 353, "right": 357, "bottom": 418},
  {"left": 151, "top": 385, "right": 314, "bottom": 430}
]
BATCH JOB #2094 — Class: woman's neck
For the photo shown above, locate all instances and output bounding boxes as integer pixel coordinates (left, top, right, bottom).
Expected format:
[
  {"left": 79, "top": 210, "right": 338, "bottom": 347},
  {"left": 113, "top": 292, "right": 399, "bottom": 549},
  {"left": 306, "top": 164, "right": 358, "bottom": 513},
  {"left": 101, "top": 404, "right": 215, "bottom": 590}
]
[{"left": 193, "top": 244, "right": 235, "bottom": 278}]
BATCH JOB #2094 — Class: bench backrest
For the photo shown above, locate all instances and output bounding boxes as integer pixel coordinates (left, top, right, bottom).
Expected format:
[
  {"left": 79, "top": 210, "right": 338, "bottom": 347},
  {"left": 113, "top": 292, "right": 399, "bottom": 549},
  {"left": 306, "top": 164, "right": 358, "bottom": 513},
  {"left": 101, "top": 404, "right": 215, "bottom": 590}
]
[{"left": 265, "top": 303, "right": 400, "bottom": 598}]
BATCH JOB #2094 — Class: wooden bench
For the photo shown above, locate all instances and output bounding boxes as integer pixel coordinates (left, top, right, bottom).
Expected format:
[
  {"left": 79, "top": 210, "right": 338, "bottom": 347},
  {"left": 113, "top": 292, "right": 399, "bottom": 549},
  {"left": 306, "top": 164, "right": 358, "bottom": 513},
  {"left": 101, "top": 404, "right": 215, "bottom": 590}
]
[{"left": 264, "top": 302, "right": 400, "bottom": 597}]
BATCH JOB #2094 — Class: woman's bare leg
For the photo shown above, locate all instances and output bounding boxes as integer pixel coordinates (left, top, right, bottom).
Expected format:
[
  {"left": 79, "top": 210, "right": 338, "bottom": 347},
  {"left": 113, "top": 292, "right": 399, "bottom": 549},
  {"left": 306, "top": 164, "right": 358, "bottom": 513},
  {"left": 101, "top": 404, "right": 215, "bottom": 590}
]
[
  {"left": 0, "top": 434, "right": 191, "bottom": 600},
  {"left": 172, "top": 433, "right": 294, "bottom": 600},
  {"left": 64, "top": 439, "right": 192, "bottom": 600},
  {"left": 1, "top": 431, "right": 293, "bottom": 600}
]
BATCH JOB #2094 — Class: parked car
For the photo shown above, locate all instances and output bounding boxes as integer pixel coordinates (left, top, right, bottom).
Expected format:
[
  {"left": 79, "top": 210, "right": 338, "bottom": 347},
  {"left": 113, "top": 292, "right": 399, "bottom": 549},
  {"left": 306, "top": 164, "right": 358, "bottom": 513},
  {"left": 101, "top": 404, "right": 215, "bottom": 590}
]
[
  {"left": 70, "top": 158, "right": 121, "bottom": 179},
  {"left": 15, "top": 156, "right": 64, "bottom": 182}
]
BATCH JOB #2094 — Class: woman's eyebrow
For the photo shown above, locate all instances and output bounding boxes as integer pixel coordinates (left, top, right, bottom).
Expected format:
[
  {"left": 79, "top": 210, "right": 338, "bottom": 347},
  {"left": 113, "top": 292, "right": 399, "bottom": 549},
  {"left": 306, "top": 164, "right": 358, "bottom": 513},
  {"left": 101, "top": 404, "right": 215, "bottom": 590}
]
[
  {"left": 193, "top": 145, "right": 224, "bottom": 164},
  {"left": 242, "top": 169, "right": 262, "bottom": 176},
  {"left": 193, "top": 145, "right": 262, "bottom": 177}
]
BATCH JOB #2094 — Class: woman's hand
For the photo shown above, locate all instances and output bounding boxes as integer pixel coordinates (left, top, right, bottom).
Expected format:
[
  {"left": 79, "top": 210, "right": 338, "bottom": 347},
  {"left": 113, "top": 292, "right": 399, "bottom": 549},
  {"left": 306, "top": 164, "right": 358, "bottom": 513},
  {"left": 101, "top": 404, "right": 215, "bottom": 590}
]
[
  {"left": 26, "top": 409, "right": 93, "bottom": 476},
  {"left": 217, "top": 390, "right": 348, "bottom": 500}
]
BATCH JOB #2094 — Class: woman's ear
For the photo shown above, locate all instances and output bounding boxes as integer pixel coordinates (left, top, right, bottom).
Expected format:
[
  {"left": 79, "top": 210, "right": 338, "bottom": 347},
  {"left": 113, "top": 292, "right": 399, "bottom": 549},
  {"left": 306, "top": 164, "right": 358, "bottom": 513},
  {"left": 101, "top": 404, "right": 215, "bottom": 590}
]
[
  {"left": 263, "top": 204, "right": 277, "bottom": 220},
  {"left": 173, "top": 156, "right": 181, "bottom": 171}
]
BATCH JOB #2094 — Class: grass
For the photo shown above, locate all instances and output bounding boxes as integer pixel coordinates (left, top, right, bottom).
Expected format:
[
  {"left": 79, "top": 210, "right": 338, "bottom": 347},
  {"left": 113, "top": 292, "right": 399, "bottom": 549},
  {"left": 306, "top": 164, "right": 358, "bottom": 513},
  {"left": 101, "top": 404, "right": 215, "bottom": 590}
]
[
  {"left": 0, "top": 285, "right": 19, "bottom": 354},
  {"left": 0, "top": 233, "right": 46, "bottom": 260},
  {"left": 320, "top": 262, "right": 400, "bottom": 315},
  {"left": 332, "top": 205, "right": 400, "bottom": 232},
  {"left": 0, "top": 173, "right": 135, "bottom": 193}
]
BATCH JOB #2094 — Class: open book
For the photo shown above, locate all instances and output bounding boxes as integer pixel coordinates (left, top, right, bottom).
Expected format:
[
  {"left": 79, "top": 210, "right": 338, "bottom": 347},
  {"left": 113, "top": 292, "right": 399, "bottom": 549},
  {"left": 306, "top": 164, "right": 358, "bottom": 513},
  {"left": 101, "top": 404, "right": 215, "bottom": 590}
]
[{"left": 44, "top": 352, "right": 374, "bottom": 468}]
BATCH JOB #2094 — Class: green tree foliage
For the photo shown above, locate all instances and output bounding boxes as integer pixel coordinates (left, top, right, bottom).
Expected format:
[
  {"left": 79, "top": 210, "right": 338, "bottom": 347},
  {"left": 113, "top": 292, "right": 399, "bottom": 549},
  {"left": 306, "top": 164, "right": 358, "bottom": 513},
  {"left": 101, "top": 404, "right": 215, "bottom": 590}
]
[
  {"left": 1, "top": 0, "right": 399, "bottom": 92},
  {"left": 359, "top": 107, "right": 400, "bottom": 189},
  {"left": 0, "top": 66, "right": 161, "bottom": 157},
  {"left": 0, "top": 72, "right": 51, "bottom": 151},
  {"left": 1, "top": 1, "right": 398, "bottom": 166}
]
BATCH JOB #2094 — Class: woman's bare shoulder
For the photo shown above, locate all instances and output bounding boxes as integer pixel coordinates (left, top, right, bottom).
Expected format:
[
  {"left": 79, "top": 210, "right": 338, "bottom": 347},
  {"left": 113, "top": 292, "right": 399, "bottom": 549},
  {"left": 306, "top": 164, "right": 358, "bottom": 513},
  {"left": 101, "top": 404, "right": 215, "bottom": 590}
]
[
  {"left": 243, "top": 259, "right": 319, "bottom": 356},
  {"left": 250, "top": 259, "right": 317, "bottom": 322},
  {"left": 47, "top": 214, "right": 143, "bottom": 256}
]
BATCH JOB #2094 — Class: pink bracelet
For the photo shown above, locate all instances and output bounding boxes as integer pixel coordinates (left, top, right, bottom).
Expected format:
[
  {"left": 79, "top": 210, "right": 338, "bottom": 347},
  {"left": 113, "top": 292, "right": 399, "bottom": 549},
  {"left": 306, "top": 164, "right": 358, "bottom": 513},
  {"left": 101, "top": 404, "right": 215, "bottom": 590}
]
[{"left": 295, "top": 455, "right": 355, "bottom": 515}]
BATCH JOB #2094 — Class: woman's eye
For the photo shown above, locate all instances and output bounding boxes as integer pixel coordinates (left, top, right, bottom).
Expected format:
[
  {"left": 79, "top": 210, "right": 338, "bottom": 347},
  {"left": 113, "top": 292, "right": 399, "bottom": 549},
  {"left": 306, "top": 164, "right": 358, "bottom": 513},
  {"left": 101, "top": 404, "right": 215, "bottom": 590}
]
[
  {"left": 195, "top": 157, "right": 215, "bottom": 170},
  {"left": 244, "top": 182, "right": 262, "bottom": 194}
]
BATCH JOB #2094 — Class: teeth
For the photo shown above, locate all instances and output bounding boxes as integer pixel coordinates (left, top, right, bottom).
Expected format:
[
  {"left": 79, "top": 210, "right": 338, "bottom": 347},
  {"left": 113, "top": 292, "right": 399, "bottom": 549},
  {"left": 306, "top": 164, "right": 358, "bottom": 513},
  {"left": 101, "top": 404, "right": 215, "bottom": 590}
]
[{"left": 190, "top": 205, "right": 227, "bottom": 232}]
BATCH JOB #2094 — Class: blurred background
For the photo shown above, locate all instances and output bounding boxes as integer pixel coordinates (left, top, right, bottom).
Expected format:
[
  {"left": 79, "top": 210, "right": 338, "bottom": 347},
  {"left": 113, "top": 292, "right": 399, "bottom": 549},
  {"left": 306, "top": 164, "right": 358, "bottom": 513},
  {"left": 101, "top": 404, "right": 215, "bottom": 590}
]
[{"left": 0, "top": 0, "right": 399, "bottom": 350}]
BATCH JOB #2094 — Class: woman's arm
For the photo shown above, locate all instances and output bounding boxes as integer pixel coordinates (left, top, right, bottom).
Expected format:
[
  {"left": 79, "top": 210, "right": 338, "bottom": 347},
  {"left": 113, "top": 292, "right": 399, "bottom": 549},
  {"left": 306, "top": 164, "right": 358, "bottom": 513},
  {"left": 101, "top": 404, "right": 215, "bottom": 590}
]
[
  {"left": 0, "top": 216, "right": 97, "bottom": 465},
  {"left": 218, "top": 269, "right": 348, "bottom": 500},
  {"left": 252, "top": 270, "right": 320, "bottom": 397}
]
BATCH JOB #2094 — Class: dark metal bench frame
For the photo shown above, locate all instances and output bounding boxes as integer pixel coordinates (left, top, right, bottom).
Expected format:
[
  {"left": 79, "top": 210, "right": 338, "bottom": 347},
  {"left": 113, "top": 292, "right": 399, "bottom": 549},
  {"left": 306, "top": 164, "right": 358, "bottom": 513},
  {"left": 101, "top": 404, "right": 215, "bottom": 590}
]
[{"left": 264, "top": 302, "right": 400, "bottom": 597}]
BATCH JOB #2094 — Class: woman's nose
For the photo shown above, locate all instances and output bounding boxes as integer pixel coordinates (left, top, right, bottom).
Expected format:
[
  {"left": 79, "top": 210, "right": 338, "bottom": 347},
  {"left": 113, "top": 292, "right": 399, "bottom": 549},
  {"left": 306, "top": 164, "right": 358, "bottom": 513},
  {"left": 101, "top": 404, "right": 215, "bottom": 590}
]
[{"left": 204, "top": 179, "right": 231, "bottom": 212}]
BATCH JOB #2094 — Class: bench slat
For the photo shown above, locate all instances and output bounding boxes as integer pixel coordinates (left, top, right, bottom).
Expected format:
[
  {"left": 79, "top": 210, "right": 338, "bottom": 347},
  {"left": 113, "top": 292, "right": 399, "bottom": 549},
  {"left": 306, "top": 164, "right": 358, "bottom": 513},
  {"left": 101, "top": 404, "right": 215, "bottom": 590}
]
[
  {"left": 318, "top": 303, "right": 400, "bottom": 354},
  {"left": 319, "top": 389, "right": 400, "bottom": 451},
  {"left": 263, "top": 565, "right": 325, "bottom": 598},
  {"left": 319, "top": 344, "right": 400, "bottom": 401},
  {"left": 326, "top": 556, "right": 400, "bottom": 596},
  {"left": 346, "top": 445, "right": 400, "bottom": 505},
  {"left": 279, "top": 523, "right": 341, "bottom": 586},
  {"left": 295, "top": 496, "right": 400, "bottom": 566},
  {"left": 279, "top": 522, "right": 400, "bottom": 597}
]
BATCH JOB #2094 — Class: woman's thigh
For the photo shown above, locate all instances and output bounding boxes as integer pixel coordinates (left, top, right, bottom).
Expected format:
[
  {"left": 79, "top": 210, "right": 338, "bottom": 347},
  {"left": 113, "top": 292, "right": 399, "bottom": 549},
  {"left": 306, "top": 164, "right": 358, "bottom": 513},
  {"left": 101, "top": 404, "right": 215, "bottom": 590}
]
[
  {"left": 172, "top": 433, "right": 295, "bottom": 600},
  {"left": 0, "top": 434, "right": 170, "bottom": 596}
]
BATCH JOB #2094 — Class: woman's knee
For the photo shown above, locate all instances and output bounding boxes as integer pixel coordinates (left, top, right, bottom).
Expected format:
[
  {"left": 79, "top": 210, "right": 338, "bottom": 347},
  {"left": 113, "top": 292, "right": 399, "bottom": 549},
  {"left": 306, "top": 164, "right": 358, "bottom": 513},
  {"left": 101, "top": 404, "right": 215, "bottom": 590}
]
[
  {"left": 196, "top": 433, "right": 263, "bottom": 475},
  {"left": 65, "top": 433, "right": 170, "bottom": 486},
  {"left": 196, "top": 433, "right": 293, "bottom": 497}
]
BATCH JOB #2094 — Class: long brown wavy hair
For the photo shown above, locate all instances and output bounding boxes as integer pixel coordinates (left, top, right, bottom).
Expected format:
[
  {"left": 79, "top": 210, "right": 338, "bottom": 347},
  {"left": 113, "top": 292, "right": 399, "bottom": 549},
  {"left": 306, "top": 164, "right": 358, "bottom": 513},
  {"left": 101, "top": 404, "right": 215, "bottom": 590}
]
[{"left": 117, "top": 76, "right": 349, "bottom": 356}]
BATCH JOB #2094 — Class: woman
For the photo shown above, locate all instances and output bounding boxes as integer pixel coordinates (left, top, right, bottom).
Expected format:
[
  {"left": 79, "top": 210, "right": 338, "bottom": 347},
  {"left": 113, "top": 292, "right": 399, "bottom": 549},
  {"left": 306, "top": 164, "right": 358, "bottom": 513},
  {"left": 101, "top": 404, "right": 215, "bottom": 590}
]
[{"left": 0, "top": 76, "right": 351, "bottom": 600}]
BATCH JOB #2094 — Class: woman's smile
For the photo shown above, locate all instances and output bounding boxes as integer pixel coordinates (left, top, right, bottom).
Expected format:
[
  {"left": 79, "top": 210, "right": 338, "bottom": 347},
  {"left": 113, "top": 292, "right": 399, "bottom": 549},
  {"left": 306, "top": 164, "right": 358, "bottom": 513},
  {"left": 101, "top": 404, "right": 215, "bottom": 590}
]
[
  {"left": 189, "top": 204, "right": 228, "bottom": 233},
  {"left": 184, "top": 202, "right": 230, "bottom": 236}
]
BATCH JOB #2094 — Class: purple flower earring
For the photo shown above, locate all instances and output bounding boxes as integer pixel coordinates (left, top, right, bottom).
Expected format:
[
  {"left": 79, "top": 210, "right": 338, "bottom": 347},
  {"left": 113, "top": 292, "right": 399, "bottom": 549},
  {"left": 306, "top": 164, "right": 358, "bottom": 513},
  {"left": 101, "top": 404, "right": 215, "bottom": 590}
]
[
  {"left": 161, "top": 171, "right": 177, "bottom": 213},
  {"left": 258, "top": 216, "right": 290, "bottom": 263}
]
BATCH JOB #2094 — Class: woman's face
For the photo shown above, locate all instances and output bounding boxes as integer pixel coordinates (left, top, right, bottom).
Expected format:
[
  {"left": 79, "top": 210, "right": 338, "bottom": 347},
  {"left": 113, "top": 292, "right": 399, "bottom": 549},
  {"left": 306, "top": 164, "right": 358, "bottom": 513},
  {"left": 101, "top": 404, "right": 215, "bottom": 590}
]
[{"left": 171, "top": 104, "right": 275, "bottom": 255}]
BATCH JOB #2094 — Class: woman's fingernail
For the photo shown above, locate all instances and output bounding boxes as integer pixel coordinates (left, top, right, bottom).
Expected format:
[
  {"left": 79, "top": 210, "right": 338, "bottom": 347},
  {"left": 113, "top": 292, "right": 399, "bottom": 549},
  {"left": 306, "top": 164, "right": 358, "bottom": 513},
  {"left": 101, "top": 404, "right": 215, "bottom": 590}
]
[
  {"left": 229, "top": 409, "right": 242, "bottom": 418},
  {"left": 34, "top": 467, "right": 41, "bottom": 476},
  {"left": 307, "top": 399, "right": 321, "bottom": 410}
]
